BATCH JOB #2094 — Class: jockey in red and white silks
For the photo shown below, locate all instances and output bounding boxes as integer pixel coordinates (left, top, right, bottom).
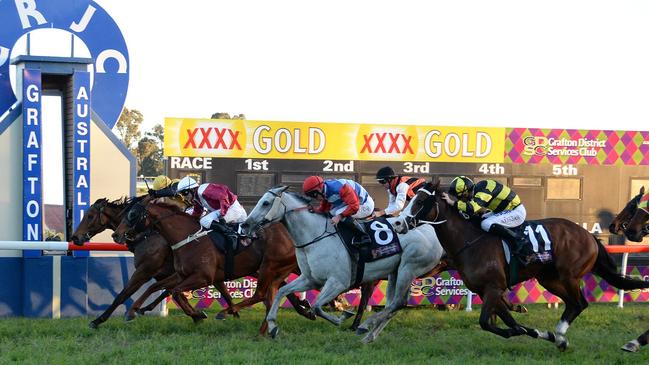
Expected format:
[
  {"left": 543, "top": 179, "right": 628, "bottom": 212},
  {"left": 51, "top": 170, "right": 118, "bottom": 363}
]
[{"left": 176, "top": 176, "right": 247, "bottom": 229}]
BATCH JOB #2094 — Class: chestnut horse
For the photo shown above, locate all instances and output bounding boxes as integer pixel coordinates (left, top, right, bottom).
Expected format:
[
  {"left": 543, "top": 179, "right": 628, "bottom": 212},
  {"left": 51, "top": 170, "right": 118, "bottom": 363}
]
[
  {"left": 397, "top": 180, "right": 649, "bottom": 350},
  {"left": 112, "top": 199, "right": 320, "bottom": 334},
  {"left": 70, "top": 197, "right": 237, "bottom": 327}
]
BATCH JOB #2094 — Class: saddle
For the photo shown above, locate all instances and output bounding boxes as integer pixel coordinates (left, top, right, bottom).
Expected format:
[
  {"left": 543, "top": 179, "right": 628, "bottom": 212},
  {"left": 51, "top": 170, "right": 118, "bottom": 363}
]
[
  {"left": 207, "top": 223, "right": 252, "bottom": 280},
  {"left": 337, "top": 216, "right": 402, "bottom": 287},
  {"left": 502, "top": 220, "right": 554, "bottom": 285}
]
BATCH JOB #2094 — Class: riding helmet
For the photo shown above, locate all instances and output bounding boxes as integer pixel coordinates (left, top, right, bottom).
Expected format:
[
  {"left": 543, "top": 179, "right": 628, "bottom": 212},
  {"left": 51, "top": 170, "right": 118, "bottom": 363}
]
[
  {"left": 449, "top": 176, "right": 474, "bottom": 198},
  {"left": 376, "top": 166, "right": 396, "bottom": 181},
  {"left": 176, "top": 176, "right": 199, "bottom": 193},
  {"left": 303, "top": 176, "right": 324, "bottom": 194}
]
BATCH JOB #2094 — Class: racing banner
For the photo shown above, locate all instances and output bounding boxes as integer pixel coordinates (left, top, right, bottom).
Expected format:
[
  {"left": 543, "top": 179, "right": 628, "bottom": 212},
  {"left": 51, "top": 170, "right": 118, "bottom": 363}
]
[
  {"left": 167, "top": 267, "right": 649, "bottom": 310},
  {"left": 506, "top": 128, "right": 649, "bottom": 165},
  {"left": 164, "top": 118, "right": 506, "bottom": 163}
]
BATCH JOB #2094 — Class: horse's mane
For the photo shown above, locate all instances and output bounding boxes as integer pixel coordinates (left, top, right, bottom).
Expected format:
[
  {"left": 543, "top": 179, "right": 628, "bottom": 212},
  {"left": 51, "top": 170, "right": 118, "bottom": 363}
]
[
  {"left": 152, "top": 201, "right": 193, "bottom": 218},
  {"left": 106, "top": 196, "right": 144, "bottom": 210},
  {"left": 286, "top": 191, "right": 312, "bottom": 205}
]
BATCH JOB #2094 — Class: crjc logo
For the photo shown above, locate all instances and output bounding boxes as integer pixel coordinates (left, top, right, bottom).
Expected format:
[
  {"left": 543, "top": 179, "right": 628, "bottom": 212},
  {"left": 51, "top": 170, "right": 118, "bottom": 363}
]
[
  {"left": 183, "top": 127, "right": 242, "bottom": 150},
  {"left": 523, "top": 136, "right": 548, "bottom": 156},
  {"left": 361, "top": 132, "right": 414, "bottom": 154}
]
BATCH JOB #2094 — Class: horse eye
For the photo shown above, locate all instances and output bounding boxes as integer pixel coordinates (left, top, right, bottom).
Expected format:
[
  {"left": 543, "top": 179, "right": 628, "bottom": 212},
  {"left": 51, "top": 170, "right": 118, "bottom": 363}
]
[{"left": 262, "top": 201, "right": 270, "bottom": 207}]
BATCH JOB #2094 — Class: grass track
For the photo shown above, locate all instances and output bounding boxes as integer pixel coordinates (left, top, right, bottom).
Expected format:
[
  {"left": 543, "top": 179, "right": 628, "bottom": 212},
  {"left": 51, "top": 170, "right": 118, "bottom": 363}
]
[{"left": 1, "top": 303, "right": 648, "bottom": 364}]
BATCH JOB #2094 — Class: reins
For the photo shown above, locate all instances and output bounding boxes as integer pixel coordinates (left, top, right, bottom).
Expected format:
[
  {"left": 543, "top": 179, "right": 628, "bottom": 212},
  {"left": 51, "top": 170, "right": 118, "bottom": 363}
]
[{"left": 256, "top": 190, "right": 337, "bottom": 249}]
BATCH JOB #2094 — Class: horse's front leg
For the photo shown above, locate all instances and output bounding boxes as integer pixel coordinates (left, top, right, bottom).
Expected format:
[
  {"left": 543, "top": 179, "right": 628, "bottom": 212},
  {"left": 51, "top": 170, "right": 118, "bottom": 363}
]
[
  {"left": 266, "top": 275, "right": 317, "bottom": 339},
  {"left": 477, "top": 286, "right": 530, "bottom": 340},
  {"left": 126, "top": 273, "right": 181, "bottom": 321},
  {"left": 349, "top": 281, "right": 377, "bottom": 331},
  {"left": 311, "top": 277, "right": 353, "bottom": 326}
]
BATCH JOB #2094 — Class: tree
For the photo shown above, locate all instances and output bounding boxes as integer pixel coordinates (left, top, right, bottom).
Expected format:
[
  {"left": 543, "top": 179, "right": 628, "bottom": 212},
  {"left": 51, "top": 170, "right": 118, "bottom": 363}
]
[
  {"left": 211, "top": 112, "right": 245, "bottom": 120},
  {"left": 139, "top": 123, "right": 165, "bottom": 176},
  {"left": 113, "top": 107, "right": 144, "bottom": 152},
  {"left": 137, "top": 136, "right": 164, "bottom": 176}
]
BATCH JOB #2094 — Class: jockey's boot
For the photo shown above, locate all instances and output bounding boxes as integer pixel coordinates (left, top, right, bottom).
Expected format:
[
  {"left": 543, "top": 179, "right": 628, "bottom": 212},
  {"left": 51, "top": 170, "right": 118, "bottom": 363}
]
[
  {"left": 489, "top": 224, "right": 529, "bottom": 264},
  {"left": 341, "top": 216, "right": 372, "bottom": 246},
  {"left": 210, "top": 221, "right": 238, "bottom": 250}
]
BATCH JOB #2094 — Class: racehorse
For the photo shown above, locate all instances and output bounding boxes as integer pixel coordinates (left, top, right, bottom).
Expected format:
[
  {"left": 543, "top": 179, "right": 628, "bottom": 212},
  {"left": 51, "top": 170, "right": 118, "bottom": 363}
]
[
  {"left": 621, "top": 189, "right": 649, "bottom": 243},
  {"left": 609, "top": 186, "right": 645, "bottom": 237},
  {"left": 397, "top": 179, "right": 649, "bottom": 350},
  {"left": 111, "top": 199, "right": 321, "bottom": 335},
  {"left": 609, "top": 186, "right": 649, "bottom": 352},
  {"left": 239, "top": 186, "right": 444, "bottom": 343},
  {"left": 70, "top": 197, "right": 237, "bottom": 327}
]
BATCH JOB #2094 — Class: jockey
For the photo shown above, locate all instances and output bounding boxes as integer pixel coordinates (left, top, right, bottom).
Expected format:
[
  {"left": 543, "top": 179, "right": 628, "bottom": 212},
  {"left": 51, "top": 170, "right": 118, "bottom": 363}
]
[
  {"left": 374, "top": 166, "right": 426, "bottom": 217},
  {"left": 174, "top": 176, "right": 248, "bottom": 231},
  {"left": 150, "top": 175, "right": 185, "bottom": 209},
  {"left": 302, "top": 176, "right": 375, "bottom": 246},
  {"left": 441, "top": 176, "right": 529, "bottom": 261}
]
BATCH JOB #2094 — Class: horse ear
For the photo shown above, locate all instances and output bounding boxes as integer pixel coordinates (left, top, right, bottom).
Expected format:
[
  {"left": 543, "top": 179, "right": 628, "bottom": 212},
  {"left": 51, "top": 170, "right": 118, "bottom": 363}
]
[
  {"left": 432, "top": 177, "right": 441, "bottom": 191},
  {"left": 641, "top": 186, "right": 645, "bottom": 195},
  {"left": 279, "top": 185, "right": 290, "bottom": 193}
]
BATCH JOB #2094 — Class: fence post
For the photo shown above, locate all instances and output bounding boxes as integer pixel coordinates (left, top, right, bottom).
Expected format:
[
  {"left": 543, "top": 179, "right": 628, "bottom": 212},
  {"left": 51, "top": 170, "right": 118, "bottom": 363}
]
[{"left": 617, "top": 252, "right": 629, "bottom": 309}]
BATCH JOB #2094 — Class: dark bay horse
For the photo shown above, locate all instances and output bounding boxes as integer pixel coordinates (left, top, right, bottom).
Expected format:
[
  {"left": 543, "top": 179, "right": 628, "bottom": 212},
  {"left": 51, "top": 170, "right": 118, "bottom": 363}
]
[
  {"left": 610, "top": 187, "right": 649, "bottom": 352},
  {"left": 70, "top": 197, "right": 237, "bottom": 327},
  {"left": 112, "top": 200, "right": 320, "bottom": 334},
  {"left": 609, "top": 186, "right": 645, "bottom": 237},
  {"left": 397, "top": 180, "right": 649, "bottom": 350},
  {"left": 621, "top": 189, "right": 649, "bottom": 243}
]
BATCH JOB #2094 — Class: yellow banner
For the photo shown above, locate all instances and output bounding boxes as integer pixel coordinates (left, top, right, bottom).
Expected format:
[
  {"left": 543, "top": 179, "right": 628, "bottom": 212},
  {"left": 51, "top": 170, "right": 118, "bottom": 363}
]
[{"left": 164, "top": 118, "right": 505, "bottom": 163}]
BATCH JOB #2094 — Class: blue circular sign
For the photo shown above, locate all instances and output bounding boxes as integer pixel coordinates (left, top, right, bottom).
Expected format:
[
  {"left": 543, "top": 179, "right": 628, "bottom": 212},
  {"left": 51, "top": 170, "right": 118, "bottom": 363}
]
[{"left": 0, "top": 0, "right": 129, "bottom": 129}]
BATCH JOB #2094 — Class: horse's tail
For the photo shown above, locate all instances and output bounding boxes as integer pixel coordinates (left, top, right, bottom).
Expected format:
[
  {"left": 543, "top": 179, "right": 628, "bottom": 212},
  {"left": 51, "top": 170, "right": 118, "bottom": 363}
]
[{"left": 592, "top": 235, "right": 649, "bottom": 290}]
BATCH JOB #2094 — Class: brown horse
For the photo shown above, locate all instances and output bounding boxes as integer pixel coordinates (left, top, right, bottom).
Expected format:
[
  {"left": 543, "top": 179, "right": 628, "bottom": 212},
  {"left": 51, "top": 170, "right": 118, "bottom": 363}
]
[
  {"left": 622, "top": 189, "right": 649, "bottom": 243},
  {"left": 610, "top": 187, "right": 649, "bottom": 352},
  {"left": 609, "top": 186, "right": 645, "bottom": 237},
  {"left": 397, "top": 179, "right": 649, "bottom": 350},
  {"left": 70, "top": 197, "right": 238, "bottom": 327},
  {"left": 111, "top": 199, "right": 321, "bottom": 334}
]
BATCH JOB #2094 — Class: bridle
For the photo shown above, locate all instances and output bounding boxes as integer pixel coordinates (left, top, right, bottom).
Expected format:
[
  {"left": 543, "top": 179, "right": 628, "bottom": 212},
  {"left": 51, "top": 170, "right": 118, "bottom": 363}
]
[
  {"left": 123, "top": 202, "right": 178, "bottom": 241},
  {"left": 252, "top": 189, "right": 337, "bottom": 249},
  {"left": 405, "top": 187, "right": 447, "bottom": 230}
]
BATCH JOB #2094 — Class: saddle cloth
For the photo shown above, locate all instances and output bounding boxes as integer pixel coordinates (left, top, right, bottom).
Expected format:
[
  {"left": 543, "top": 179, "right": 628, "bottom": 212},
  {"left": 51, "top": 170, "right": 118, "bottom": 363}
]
[
  {"left": 501, "top": 220, "right": 553, "bottom": 265},
  {"left": 339, "top": 216, "right": 402, "bottom": 262}
]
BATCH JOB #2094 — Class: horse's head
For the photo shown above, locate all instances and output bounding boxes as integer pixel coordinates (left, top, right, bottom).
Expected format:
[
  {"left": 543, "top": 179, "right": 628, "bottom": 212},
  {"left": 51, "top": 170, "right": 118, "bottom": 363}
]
[
  {"left": 240, "top": 185, "right": 290, "bottom": 236},
  {"left": 610, "top": 186, "right": 644, "bottom": 235},
  {"left": 624, "top": 191, "right": 649, "bottom": 242},
  {"left": 70, "top": 198, "right": 112, "bottom": 246},
  {"left": 112, "top": 195, "right": 155, "bottom": 244},
  {"left": 395, "top": 179, "right": 444, "bottom": 233}
]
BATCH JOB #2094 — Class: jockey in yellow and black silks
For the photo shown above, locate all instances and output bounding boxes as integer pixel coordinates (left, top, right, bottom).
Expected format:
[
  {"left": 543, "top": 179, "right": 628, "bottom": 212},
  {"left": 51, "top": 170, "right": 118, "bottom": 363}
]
[{"left": 442, "top": 176, "right": 530, "bottom": 263}]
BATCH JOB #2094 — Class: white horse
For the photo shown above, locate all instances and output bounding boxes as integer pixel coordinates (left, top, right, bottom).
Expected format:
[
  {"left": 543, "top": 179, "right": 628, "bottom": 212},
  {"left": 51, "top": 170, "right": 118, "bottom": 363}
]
[{"left": 240, "top": 186, "right": 444, "bottom": 343}]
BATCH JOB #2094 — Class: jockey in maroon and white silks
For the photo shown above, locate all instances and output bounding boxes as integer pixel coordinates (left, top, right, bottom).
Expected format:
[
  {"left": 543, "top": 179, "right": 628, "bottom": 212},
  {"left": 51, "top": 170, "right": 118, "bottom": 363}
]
[{"left": 175, "top": 176, "right": 247, "bottom": 229}]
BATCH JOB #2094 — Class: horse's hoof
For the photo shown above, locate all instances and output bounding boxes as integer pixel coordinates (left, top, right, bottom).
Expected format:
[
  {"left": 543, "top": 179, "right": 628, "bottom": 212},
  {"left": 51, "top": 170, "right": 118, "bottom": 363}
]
[
  {"left": 348, "top": 325, "right": 359, "bottom": 332},
  {"left": 136, "top": 308, "right": 146, "bottom": 316},
  {"left": 556, "top": 339, "right": 569, "bottom": 352},
  {"left": 88, "top": 321, "right": 99, "bottom": 329},
  {"left": 356, "top": 327, "right": 369, "bottom": 336},
  {"left": 621, "top": 341, "right": 640, "bottom": 353},
  {"left": 215, "top": 312, "right": 227, "bottom": 320},
  {"left": 233, "top": 312, "right": 240, "bottom": 319},
  {"left": 269, "top": 326, "right": 279, "bottom": 339},
  {"left": 361, "top": 332, "right": 375, "bottom": 344},
  {"left": 124, "top": 312, "right": 136, "bottom": 322},
  {"left": 341, "top": 310, "right": 355, "bottom": 321},
  {"left": 518, "top": 305, "right": 528, "bottom": 314},
  {"left": 199, "top": 311, "right": 208, "bottom": 319}
]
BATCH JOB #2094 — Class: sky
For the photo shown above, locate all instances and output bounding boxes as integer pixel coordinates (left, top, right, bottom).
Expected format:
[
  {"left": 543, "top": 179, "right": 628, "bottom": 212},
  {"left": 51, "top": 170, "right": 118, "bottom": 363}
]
[{"left": 93, "top": 0, "right": 649, "bottom": 133}]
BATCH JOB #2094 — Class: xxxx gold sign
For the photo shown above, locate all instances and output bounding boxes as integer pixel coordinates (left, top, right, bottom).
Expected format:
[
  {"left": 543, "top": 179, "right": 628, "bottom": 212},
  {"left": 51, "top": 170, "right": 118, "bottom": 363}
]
[{"left": 164, "top": 118, "right": 505, "bottom": 163}]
